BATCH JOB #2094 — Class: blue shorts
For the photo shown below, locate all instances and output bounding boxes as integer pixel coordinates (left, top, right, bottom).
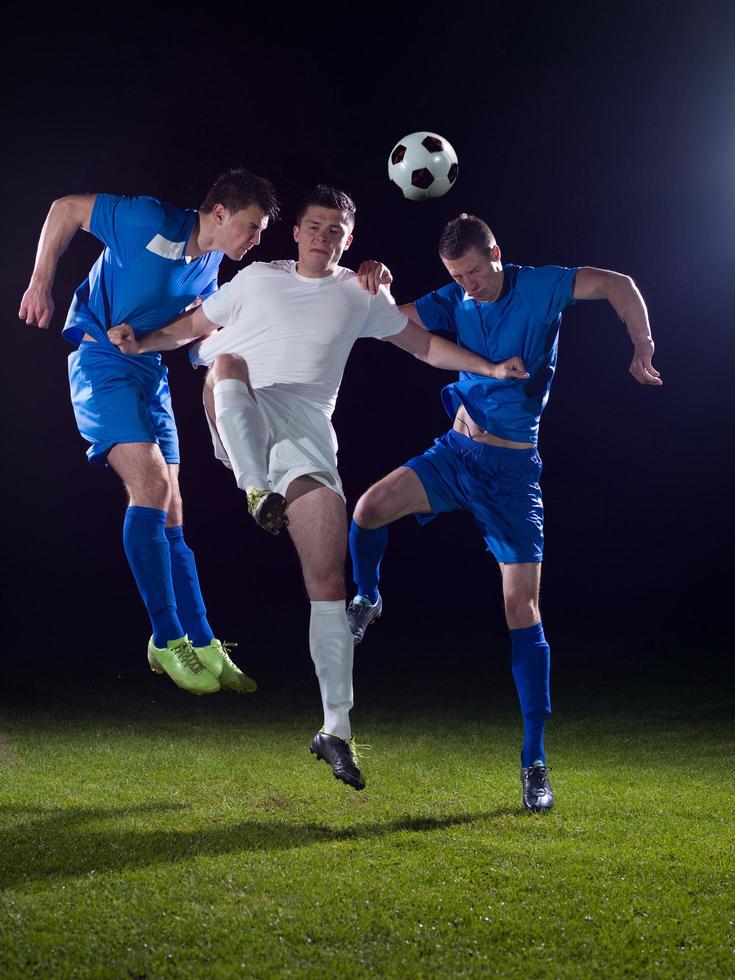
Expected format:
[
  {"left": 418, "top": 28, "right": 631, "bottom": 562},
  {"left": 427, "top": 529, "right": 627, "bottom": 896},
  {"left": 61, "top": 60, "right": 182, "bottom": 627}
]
[
  {"left": 404, "top": 429, "right": 544, "bottom": 564},
  {"left": 67, "top": 341, "right": 180, "bottom": 467}
]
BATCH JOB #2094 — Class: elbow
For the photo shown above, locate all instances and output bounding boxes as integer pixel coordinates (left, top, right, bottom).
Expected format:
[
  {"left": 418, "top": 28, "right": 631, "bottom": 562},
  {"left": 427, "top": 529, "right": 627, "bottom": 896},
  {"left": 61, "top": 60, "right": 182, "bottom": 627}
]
[
  {"left": 51, "top": 196, "right": 79, "bottom": 215},
  {"left": 51, "top": 194, "right": 93, "bottom": 229}
]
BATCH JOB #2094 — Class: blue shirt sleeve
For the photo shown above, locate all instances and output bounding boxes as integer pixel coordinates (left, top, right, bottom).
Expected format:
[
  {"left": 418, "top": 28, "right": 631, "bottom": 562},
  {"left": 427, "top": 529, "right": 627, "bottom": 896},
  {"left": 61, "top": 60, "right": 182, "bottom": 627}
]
[
  {"left": 414, "top": 282, "right": 464, "bottom": 335},
  {"left": 518, "top": 265, "right": 578, "bottom": 322},
  {"left": 89, "top": 194, "right": 166, "bottom": 265},
  {"left": 199, "top": 279, "right": 218, "bottom": 300}
]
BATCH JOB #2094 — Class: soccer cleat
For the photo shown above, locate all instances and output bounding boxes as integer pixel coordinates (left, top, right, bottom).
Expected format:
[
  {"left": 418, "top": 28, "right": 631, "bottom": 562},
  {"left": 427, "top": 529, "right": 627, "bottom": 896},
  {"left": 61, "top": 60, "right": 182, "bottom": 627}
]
[
  {"left": 147, "top": 636, "right": 220, "bottom": 695},
  {"left": 521, "top": 760, "right": 554, "bottom": 812},
  {"left": 347, "top": 594, "right": 382, "bottom": 645},
  {"left": 309, "top": 731, "right": 366, "bottom": 791},
  {"left": 193, "top": 639, "right": 257, "bottom": 693},
  {"left": 246, "top": 488, "right": 289, "bottom": 535}
]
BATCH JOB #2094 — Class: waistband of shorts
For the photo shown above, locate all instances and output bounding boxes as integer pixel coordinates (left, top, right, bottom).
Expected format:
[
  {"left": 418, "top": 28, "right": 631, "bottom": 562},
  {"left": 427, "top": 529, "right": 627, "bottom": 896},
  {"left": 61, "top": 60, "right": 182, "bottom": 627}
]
[{"left": 443, "top": 429, "right": 539, "bottom": 457}]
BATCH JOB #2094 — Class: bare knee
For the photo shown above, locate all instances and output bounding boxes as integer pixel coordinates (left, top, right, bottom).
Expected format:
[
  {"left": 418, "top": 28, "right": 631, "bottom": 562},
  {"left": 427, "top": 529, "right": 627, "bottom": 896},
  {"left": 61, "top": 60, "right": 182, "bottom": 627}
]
[
  {"left": 207, "top": 353, "right": 252, "bottom": 389},
  {"left": 127, "top": 472, "right": 171, "bottom": 512},
  {"left": 166, "top": 480, "right": 183, "bottom": 526},
  {"left": 504, "top": 592, "right": 541, "bottom": 631},
  {"left": 304, "top": 567, "right": 346, "bottom": 602},
  {"left": 353, "top": 485, "right": 394, "bottom": 529}
]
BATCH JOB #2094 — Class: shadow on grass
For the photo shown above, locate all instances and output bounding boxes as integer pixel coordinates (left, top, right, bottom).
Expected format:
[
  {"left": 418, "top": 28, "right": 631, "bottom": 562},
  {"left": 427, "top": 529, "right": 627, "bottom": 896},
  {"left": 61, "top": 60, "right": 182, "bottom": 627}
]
[{"left": 0, "top": 804, "right": 515, "bottom": 889}]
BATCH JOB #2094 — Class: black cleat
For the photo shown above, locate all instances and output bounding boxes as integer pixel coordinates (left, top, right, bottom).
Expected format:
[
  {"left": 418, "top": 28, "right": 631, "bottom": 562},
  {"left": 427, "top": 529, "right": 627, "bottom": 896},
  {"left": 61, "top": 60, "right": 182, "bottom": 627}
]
[
  {"left": 521, "top": 761, "right": 554, "bottom": 812},
  {"left": 347, "top": 594, "right": 382, "bottom": 645},
  {"left": 310, "top": 731, "right": 366, "bottom": 791},
  {"left": 247, "top": 489, "right": 289, "bottom": 535}
]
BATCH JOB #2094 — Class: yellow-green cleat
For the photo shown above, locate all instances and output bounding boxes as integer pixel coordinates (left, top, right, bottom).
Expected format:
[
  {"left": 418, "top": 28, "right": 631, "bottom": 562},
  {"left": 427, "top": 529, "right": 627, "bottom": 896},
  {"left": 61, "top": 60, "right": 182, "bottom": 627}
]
[
  {"left": 194, "top": 639, "right": 257, "bottom": 693},
  {"left": 147, "top": 636, "right": 220, "bottom": 695}
]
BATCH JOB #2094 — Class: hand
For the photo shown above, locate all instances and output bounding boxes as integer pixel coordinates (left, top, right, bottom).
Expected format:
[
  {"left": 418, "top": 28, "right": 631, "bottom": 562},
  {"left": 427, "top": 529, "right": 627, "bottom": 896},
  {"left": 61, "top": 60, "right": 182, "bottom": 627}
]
[
  {"left": 357, "top": 260, "right": 393, "bottom": 295},
  {"left": 630, "top": 341, "right": 662, "bottom": 385},
  {"left": 18, "top": 282, "right": 54, "bottom": 329},
  {"left": 108, "top": 323, "right": 141, "bottom": 355},
  {"left": 492, "top": 356, "right": 529, "bottom": 380}
]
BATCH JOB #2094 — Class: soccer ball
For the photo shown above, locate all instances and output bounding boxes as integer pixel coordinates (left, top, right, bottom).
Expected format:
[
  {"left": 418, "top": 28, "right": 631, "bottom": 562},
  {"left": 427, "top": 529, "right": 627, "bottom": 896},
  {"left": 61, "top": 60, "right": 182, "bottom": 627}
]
[{"left": 387, "top": 132, "right": 459, "bottom": 201}]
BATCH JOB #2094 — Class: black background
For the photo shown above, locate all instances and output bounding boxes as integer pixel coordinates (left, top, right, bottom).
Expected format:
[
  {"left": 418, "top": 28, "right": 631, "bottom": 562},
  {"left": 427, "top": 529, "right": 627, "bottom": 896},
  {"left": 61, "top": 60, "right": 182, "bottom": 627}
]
[{"left": 3, "top": 4, "right": 732, "bottom": 682}]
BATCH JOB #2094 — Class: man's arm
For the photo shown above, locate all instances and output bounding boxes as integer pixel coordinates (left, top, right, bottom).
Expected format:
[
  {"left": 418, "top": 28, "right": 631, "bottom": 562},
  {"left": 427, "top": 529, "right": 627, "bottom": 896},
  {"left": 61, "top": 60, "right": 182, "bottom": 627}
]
[
  {"left": 573, "top": 267, "right": 662, "bottom": 386},
  {"left": 384, "top": 319, "right": 529, "bottom": 380},
  {"left": 398, "top": 302, "right": 428, "bottom": 328},
  {"left": 19, "top": 194, "right": 97, "bottom": 329},
  {"left": 108, "top": 306, "right": 219, "bottom": 355}
]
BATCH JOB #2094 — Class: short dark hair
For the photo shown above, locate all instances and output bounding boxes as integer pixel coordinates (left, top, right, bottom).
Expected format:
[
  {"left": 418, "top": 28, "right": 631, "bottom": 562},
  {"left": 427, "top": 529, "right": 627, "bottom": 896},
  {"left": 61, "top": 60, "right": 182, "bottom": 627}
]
[
  {"left": 200, "top": 168, "right": 280, "bottom": 220},
  {"left": 296, "top": 184, "right": 356, "bottom": 228},
  {"left": 439, "top": 213, "right": 497, "bottom": 260}
]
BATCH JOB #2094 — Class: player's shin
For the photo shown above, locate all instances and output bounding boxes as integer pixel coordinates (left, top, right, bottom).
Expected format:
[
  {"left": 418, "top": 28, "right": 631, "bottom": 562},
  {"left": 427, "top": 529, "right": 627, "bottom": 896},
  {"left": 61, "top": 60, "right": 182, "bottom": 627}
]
[
  {"left": 349, "top": 520, "right": 388, "bottom": 604},
  {"left": 510, "top": 622, "right": 551, "bottom": 767},
  {"left": 213, "top": 379, "right": 269, "bottom": 493},
  {"left": 122, "top": 506, "right": 183, "bottom": 646},
  {"left": 165, "top": 525, "right": 214, "bottom": 647},
  {"left": 309, "top": 600, "right": 354, "bottom": 740}
]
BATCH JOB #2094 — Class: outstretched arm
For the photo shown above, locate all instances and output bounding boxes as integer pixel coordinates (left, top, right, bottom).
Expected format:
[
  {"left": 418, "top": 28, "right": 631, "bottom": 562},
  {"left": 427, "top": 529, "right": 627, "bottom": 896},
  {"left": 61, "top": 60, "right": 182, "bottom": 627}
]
[
  {"left": 384, "top": 319, "right": 529, "bottom": 380},
  {"left": 19, "top": 194, "right": 97, "bottom": 329},
  {"left": 573, "top": 267, "right": 662, "bottom": 385},
  {"left": 108, "top": 306, "right": 219, "bottom": 355}
]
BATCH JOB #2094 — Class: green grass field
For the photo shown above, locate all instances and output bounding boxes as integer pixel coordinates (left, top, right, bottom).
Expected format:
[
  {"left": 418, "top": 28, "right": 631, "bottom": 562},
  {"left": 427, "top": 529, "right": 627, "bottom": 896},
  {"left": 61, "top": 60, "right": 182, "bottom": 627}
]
[{"left": 1, "top": 655, "right": 733, "bottom": 979}]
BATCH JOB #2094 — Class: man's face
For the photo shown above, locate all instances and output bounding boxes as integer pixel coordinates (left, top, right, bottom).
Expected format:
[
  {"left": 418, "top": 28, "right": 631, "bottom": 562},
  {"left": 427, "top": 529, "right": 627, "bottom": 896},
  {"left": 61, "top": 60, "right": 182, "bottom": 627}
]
[
  {"left": 213, "top": 204, "right": 269, "bottom": 261},
  {"left": 293, "top": 206, "right": 353, "bottom": 277},
  {"left": 442, "top": 245, "right": 502, "bottom": 301}
]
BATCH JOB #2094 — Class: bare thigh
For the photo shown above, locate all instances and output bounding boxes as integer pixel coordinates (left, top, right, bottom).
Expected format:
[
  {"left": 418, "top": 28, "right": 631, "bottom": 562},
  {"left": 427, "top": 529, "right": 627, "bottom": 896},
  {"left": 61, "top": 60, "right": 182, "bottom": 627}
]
[
  {"left": 108, "top": 442, "right": 171, "bottom": 512},
  {"left": 286, "top": 476, "right": 347, "bottom": 601},
  {"left": 353, "top": 466, "right": 431, "bottom": 529}
]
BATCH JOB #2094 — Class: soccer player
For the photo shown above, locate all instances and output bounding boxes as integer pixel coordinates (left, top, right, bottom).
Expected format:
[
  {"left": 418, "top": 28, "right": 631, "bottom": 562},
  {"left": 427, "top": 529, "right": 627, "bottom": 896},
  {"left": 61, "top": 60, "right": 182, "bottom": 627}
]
[
  {"left": 346, "top": 214, "right": 662, "bottom": 811},
  {"left": 18, "top": 170, "right": 280, "bottom": 695},
  {"left": 108, "top": 186, "right": 526, "bottom": 790}
]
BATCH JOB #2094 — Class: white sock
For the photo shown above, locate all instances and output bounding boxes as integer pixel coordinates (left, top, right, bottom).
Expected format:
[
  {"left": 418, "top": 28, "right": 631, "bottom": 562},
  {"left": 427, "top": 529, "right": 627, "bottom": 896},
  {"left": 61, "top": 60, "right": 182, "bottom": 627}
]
[
  {"left": 309, "top": 600, "right": 354, "bottom": 740},
  {"left": 213, "top": 379, "right": 270, "bottom": 493}
]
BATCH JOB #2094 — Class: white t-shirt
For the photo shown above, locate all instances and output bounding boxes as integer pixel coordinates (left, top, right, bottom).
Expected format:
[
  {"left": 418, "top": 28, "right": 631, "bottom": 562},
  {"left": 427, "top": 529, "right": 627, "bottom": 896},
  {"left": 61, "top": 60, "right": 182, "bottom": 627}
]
[{"left": 193, "top": 260, "right": 408, "bottom": 418}]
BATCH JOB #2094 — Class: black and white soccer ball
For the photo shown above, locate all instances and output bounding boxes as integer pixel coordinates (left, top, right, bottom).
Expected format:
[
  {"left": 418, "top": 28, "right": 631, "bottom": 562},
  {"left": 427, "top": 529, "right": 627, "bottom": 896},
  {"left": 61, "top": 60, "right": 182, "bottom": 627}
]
[{"left": 387, "top": 132, "right": 459, "bottom": 201}]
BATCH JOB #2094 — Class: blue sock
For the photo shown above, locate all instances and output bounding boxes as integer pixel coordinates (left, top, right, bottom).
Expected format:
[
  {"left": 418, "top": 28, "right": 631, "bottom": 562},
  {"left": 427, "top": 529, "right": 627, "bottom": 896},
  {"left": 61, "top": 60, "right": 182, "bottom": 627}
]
[
  {"left": 510, "top": 621, "right": 551, "bottom": 768},
  {"left": 122, "top": 506, "right": 183, "bottom": 649},
  {"left": 349, "top": 520, "right": 388, "bottom": 604},
  {"left": 165, "top": 525, "right": 214, "bottom": 647}
]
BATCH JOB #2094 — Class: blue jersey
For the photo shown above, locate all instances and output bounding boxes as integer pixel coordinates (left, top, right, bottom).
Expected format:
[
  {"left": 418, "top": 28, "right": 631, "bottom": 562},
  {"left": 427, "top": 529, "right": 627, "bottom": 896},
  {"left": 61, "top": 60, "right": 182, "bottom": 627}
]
[
  {"left": 62, "top": 194, "right": 223, "bottom": 349},
  {"left": 415, "top": 263, "right": 578, "bottom": 444}
]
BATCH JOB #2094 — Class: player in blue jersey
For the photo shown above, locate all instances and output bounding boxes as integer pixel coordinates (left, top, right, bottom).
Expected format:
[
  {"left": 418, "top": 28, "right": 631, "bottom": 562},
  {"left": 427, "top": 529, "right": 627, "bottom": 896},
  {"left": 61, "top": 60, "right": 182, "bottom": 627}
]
[
  {"left": 346, "top": 213, "right": 662, "bottom": 812},
  {"left": 18, "top": 169, "right": 280, "bottom": 694}
]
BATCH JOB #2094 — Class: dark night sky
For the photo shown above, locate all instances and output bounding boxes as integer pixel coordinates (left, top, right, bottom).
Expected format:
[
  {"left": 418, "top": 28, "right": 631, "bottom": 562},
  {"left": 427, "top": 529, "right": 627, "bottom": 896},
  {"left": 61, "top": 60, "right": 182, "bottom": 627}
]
[{"left": 2, "top": 5, "right": 733, "bottom": 669}]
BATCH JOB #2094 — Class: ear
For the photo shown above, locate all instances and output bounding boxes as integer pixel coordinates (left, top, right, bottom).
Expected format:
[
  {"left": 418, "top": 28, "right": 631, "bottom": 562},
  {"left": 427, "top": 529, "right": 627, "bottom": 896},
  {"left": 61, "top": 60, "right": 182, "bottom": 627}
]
[
  {"left": 293, "top": 224, "right": 300, "bottom": 243},
  {"left": 492, "top": 244, "right": 501, "bottom": 261},
  {"left": 212, "top": 203, "right": 228, "bottom": 224},
  {"left": 342, "top": 234, "right": 353, "bottom": 251}
]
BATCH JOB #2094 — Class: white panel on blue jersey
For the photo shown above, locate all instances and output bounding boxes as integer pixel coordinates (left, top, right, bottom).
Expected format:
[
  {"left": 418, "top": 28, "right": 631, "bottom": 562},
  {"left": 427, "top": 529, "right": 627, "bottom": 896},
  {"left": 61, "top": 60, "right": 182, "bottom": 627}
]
[{"left": 146, "top": 234, "right": 186, "bottom": 261}]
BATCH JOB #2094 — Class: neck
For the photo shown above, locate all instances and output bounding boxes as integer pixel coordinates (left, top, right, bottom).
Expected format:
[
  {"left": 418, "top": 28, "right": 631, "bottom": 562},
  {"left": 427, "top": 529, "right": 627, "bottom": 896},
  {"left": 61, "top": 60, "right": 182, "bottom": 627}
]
[
  {"left": 186, "top": 215, "right": 207, "bottom": 259},
  {"left": 295, "top": 260, "right": 334, "bottom": 279},
  {"left": 482, "top": 269, "right": 504, "bottom": 303}
]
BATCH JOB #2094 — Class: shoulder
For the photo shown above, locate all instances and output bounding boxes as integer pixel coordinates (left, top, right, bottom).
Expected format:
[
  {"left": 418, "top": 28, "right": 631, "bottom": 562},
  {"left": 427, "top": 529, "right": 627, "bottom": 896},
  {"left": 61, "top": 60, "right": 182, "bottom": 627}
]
[
  {"left": 249, "top": 259, "right": 293, "bottom": 277},
  {"left": 512, "top": 264, "right": 578, "bottom": 315},
  {"left": 515, "top": 263, "right": 574, "bottom": 288},
  {"left": 94, "top": 194, "right": 165, "bottom": 224},
  {"left": 335, "top": 265, "right": 357, "bottom": 282},
  {"left": 418, "top": 281, "right": 465, "bottom": 306},
  {"left": 219, "top": 260, "right": 286, "bottom": 293}
]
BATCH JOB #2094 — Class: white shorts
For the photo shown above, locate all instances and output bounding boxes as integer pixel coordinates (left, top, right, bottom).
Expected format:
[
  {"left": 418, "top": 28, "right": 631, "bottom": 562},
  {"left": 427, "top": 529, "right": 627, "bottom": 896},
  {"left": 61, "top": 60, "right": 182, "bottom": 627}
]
[{"left": 206, "top": 384, "right": 345, "bottom": 501}]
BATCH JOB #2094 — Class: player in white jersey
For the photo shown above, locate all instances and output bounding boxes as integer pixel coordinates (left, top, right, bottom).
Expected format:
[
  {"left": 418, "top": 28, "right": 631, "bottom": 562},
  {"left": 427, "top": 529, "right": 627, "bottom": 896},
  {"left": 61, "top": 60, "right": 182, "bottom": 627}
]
[{"left": 109, "top": 185, "right": 529, "bottom": 790}]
